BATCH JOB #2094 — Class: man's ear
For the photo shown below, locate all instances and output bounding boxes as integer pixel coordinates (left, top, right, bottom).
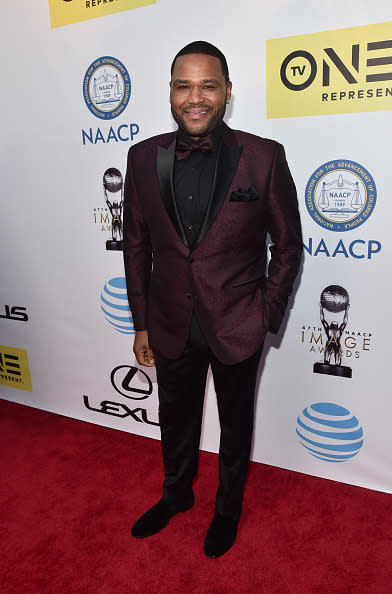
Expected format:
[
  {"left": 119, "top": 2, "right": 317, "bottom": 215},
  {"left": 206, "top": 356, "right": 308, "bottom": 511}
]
[{"left": 226, "top": 81, "right": 232, "bottom": 103}]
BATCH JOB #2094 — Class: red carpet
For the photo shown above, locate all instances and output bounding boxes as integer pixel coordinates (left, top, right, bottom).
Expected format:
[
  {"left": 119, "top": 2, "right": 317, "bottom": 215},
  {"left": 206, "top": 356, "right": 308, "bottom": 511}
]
[{"left": 1, "top": 398, "right": 391, "bottom": 593}]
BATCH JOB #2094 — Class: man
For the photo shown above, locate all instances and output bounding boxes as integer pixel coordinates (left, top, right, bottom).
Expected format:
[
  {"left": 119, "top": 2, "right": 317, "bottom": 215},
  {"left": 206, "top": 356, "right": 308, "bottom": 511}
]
[{"left": 123, "top": 41, "right": 302, "bottom": 558}]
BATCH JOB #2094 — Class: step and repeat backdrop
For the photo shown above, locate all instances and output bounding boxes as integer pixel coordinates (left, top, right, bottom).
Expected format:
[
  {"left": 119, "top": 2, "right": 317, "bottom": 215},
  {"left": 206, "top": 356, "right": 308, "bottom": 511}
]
[{"left": 1, "top": 1, "right": 391, "bottom": 494}]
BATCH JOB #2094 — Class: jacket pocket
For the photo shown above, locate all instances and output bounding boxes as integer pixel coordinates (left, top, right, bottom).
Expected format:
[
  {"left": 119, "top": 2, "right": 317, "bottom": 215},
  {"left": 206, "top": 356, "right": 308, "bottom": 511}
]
[
  {"left": 231, "top": 273, "right": 265, "bottom": 288},
  {"left": 229, "top": 184, "right": 258, "bottom": 202}
]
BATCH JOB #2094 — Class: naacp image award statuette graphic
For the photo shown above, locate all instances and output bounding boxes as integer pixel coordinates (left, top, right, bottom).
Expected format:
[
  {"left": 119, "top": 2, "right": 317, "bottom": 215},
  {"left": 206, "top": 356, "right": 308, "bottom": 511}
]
[
  {"left": 314, "top": 285, "right": 352, "bottom": 378},
  {"left": 103, "top": 168, "right": 124, "bottom": 251}
]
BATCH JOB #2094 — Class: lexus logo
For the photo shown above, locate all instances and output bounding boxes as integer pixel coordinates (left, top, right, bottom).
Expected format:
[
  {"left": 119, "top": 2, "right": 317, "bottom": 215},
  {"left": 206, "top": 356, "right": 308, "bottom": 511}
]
[{"left": 110, "top": 365, "right": 153, "bottom": 400}]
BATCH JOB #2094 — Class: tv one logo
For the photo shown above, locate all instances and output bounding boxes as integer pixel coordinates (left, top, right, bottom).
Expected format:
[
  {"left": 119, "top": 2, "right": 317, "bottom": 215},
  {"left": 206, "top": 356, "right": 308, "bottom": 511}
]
[
  {"left": 0, "top": 345, "right": 32, "bottom": 392},
  {"left": 48, "top": 0, "right": 156, "bottom": 29},
  {"left": 266, "top": 21, "right": 392, "bottom": 118}
]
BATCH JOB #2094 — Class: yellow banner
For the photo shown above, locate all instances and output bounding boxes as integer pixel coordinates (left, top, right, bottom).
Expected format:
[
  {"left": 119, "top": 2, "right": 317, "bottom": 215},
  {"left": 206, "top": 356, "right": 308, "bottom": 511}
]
[
  {"left": 266, "top": 21, "right": 392, "bottom": 118},
  {"left": 48, "top": 0, "right": 156, "bottom": 28},
  {"left": 0, "top": 345, "right": 32, "bottom": 392}
]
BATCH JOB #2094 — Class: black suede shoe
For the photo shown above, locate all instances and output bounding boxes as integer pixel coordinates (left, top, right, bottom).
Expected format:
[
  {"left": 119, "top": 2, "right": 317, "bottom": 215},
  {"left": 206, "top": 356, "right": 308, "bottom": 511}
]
[
  {"left": 204, "top": 513, "right": 238, "bottom": 558},
  {"left": 131, "top": 498, "right": 194, "bottom": 538}
]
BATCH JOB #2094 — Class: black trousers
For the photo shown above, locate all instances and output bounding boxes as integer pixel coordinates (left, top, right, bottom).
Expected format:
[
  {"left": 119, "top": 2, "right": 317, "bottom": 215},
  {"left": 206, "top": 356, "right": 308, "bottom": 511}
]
[{"left": 155, "top": 318, "right": 263, "bottom": 521}]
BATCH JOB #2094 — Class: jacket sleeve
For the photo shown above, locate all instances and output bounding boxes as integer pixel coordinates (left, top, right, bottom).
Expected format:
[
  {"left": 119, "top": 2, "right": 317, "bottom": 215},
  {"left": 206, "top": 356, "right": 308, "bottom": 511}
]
[
  {"left": 122, "top": 146, "right": 152, "bottom": 331},
  {"left": 263, "top": 143, "right": 303, "bottom": 333}
]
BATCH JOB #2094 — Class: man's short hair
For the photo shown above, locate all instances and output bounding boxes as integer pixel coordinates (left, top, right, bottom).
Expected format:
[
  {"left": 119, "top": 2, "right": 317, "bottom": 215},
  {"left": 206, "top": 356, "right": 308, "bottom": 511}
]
[{"left": 171, "top": 41, "right": 230, "bottom": 82}]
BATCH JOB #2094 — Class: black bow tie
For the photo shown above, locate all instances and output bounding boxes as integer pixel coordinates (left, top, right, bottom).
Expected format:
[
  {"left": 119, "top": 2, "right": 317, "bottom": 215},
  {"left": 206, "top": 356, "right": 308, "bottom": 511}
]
[{"left": 176, "top": 135, "right": 214, "bottom": 160}]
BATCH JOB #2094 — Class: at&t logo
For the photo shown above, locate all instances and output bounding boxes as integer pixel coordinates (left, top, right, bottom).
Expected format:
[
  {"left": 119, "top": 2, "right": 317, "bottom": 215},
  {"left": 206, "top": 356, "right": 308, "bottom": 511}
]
[
  {"left": 296, "top": 402, "right": 364, "bottom": 462},
  {"left": 100, "top": 277, "right": 134, "bottom": 334}
]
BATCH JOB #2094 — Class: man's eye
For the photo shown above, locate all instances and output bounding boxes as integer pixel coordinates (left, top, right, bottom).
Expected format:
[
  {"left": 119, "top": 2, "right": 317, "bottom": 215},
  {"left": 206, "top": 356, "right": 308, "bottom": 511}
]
[
  {"left": 204, "top": 85, "right": 215, "bottom": 89},
  {"left": 178, "top": 85, "right": 189, "bottom": 89}
]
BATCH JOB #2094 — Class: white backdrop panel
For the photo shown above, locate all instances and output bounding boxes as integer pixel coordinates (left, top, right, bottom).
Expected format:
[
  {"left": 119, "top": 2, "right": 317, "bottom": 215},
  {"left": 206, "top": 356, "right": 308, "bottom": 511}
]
[{"left": 1, "top": 0, "right": 391, "bottom": 493}]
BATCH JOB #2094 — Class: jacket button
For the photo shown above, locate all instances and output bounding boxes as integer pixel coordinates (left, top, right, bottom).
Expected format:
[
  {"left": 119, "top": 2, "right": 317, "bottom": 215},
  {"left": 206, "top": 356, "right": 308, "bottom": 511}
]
[
  {"left": 186, "top": 293, "right": 192, "bottom": 299},
  {"left": 187, "top": 256, "right": 194, "bottom": 263}
]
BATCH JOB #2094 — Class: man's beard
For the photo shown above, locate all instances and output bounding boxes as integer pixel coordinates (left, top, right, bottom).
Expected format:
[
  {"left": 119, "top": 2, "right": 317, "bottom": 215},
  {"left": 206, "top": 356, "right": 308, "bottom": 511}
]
[{"left": 171, "top": 97, "right": 227, "bottom": 138}]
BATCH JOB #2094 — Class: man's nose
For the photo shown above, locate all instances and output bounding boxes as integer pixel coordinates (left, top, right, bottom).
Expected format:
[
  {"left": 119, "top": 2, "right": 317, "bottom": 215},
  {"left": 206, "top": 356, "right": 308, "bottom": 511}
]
[{"left": 188, "top": 85, "right": 203, "bottom": 104}]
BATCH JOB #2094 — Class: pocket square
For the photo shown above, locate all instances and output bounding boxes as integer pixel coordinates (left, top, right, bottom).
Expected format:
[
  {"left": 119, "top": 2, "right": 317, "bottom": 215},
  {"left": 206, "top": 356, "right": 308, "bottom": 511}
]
[{"left": 229, "top": 184, "right": 258, "bottom": 202}]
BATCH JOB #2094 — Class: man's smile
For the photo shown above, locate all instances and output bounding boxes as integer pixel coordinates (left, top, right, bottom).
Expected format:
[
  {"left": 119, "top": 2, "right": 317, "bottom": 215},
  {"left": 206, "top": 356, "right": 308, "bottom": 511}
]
[{"left": 184, "top": 108, "right": 211, "bottom": 120}]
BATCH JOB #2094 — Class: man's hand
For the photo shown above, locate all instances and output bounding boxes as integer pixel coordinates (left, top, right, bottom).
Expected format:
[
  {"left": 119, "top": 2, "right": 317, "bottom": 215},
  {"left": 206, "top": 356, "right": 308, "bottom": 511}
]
[{"left": 133, "top": 330, "right": 155, "bottom": 367}]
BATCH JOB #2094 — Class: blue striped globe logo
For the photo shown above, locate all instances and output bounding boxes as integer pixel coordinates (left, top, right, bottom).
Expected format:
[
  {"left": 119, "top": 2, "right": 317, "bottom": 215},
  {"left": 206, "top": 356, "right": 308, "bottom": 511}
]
[
  {"left": 296, "top": 402, "right": 364, "bottom": 462},
  {"left": 100, "top": 277, "right": 134, "bottom": 334}
]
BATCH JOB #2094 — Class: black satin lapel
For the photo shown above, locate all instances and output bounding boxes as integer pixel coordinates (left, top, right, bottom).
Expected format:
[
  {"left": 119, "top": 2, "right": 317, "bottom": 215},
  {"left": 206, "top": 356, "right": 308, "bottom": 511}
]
[
  {"left": 157, "top": 141, "right": 189, "bottom": 247},
  {"left": 193, "top": 142, "right": 243, "bottom": 250}
]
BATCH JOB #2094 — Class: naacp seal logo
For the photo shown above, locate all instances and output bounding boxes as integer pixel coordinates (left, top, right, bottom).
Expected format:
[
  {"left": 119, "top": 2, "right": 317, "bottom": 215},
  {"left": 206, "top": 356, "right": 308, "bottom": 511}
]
[
  {"left": 83, "top": 56, "right": 131, "bottom": 120},
  {"left": 305, "top": 160, "right": 376, "bottom": 232}
]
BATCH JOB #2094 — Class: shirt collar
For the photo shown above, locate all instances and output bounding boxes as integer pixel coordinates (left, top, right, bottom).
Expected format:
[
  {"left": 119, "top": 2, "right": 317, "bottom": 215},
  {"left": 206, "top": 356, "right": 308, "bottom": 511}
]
[{"left": 176, "top": 121, "right": 224, "bottom": 151}]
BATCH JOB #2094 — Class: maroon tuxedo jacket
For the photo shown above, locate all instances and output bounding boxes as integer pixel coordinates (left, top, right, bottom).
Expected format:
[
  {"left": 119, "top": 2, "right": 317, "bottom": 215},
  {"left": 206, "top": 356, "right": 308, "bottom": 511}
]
[{"left": 123, "top": 123, "right": 302, "bottom": 364}]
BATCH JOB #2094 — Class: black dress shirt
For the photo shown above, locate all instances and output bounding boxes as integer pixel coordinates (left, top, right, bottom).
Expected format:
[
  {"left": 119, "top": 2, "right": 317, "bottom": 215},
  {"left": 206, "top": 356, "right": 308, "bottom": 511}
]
[
  {"left": 174, "top": 125, "right": 222, "bottom": 249},
  {"left": 173, "top": 124, "right": 223, "bottom": 346}
]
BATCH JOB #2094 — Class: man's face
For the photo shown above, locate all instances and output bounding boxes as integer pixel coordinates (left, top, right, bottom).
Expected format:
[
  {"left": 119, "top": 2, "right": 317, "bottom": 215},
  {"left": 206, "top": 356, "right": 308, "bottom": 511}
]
[{"left": 170, "top": 53, "right": 232, "bottom": 139}]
